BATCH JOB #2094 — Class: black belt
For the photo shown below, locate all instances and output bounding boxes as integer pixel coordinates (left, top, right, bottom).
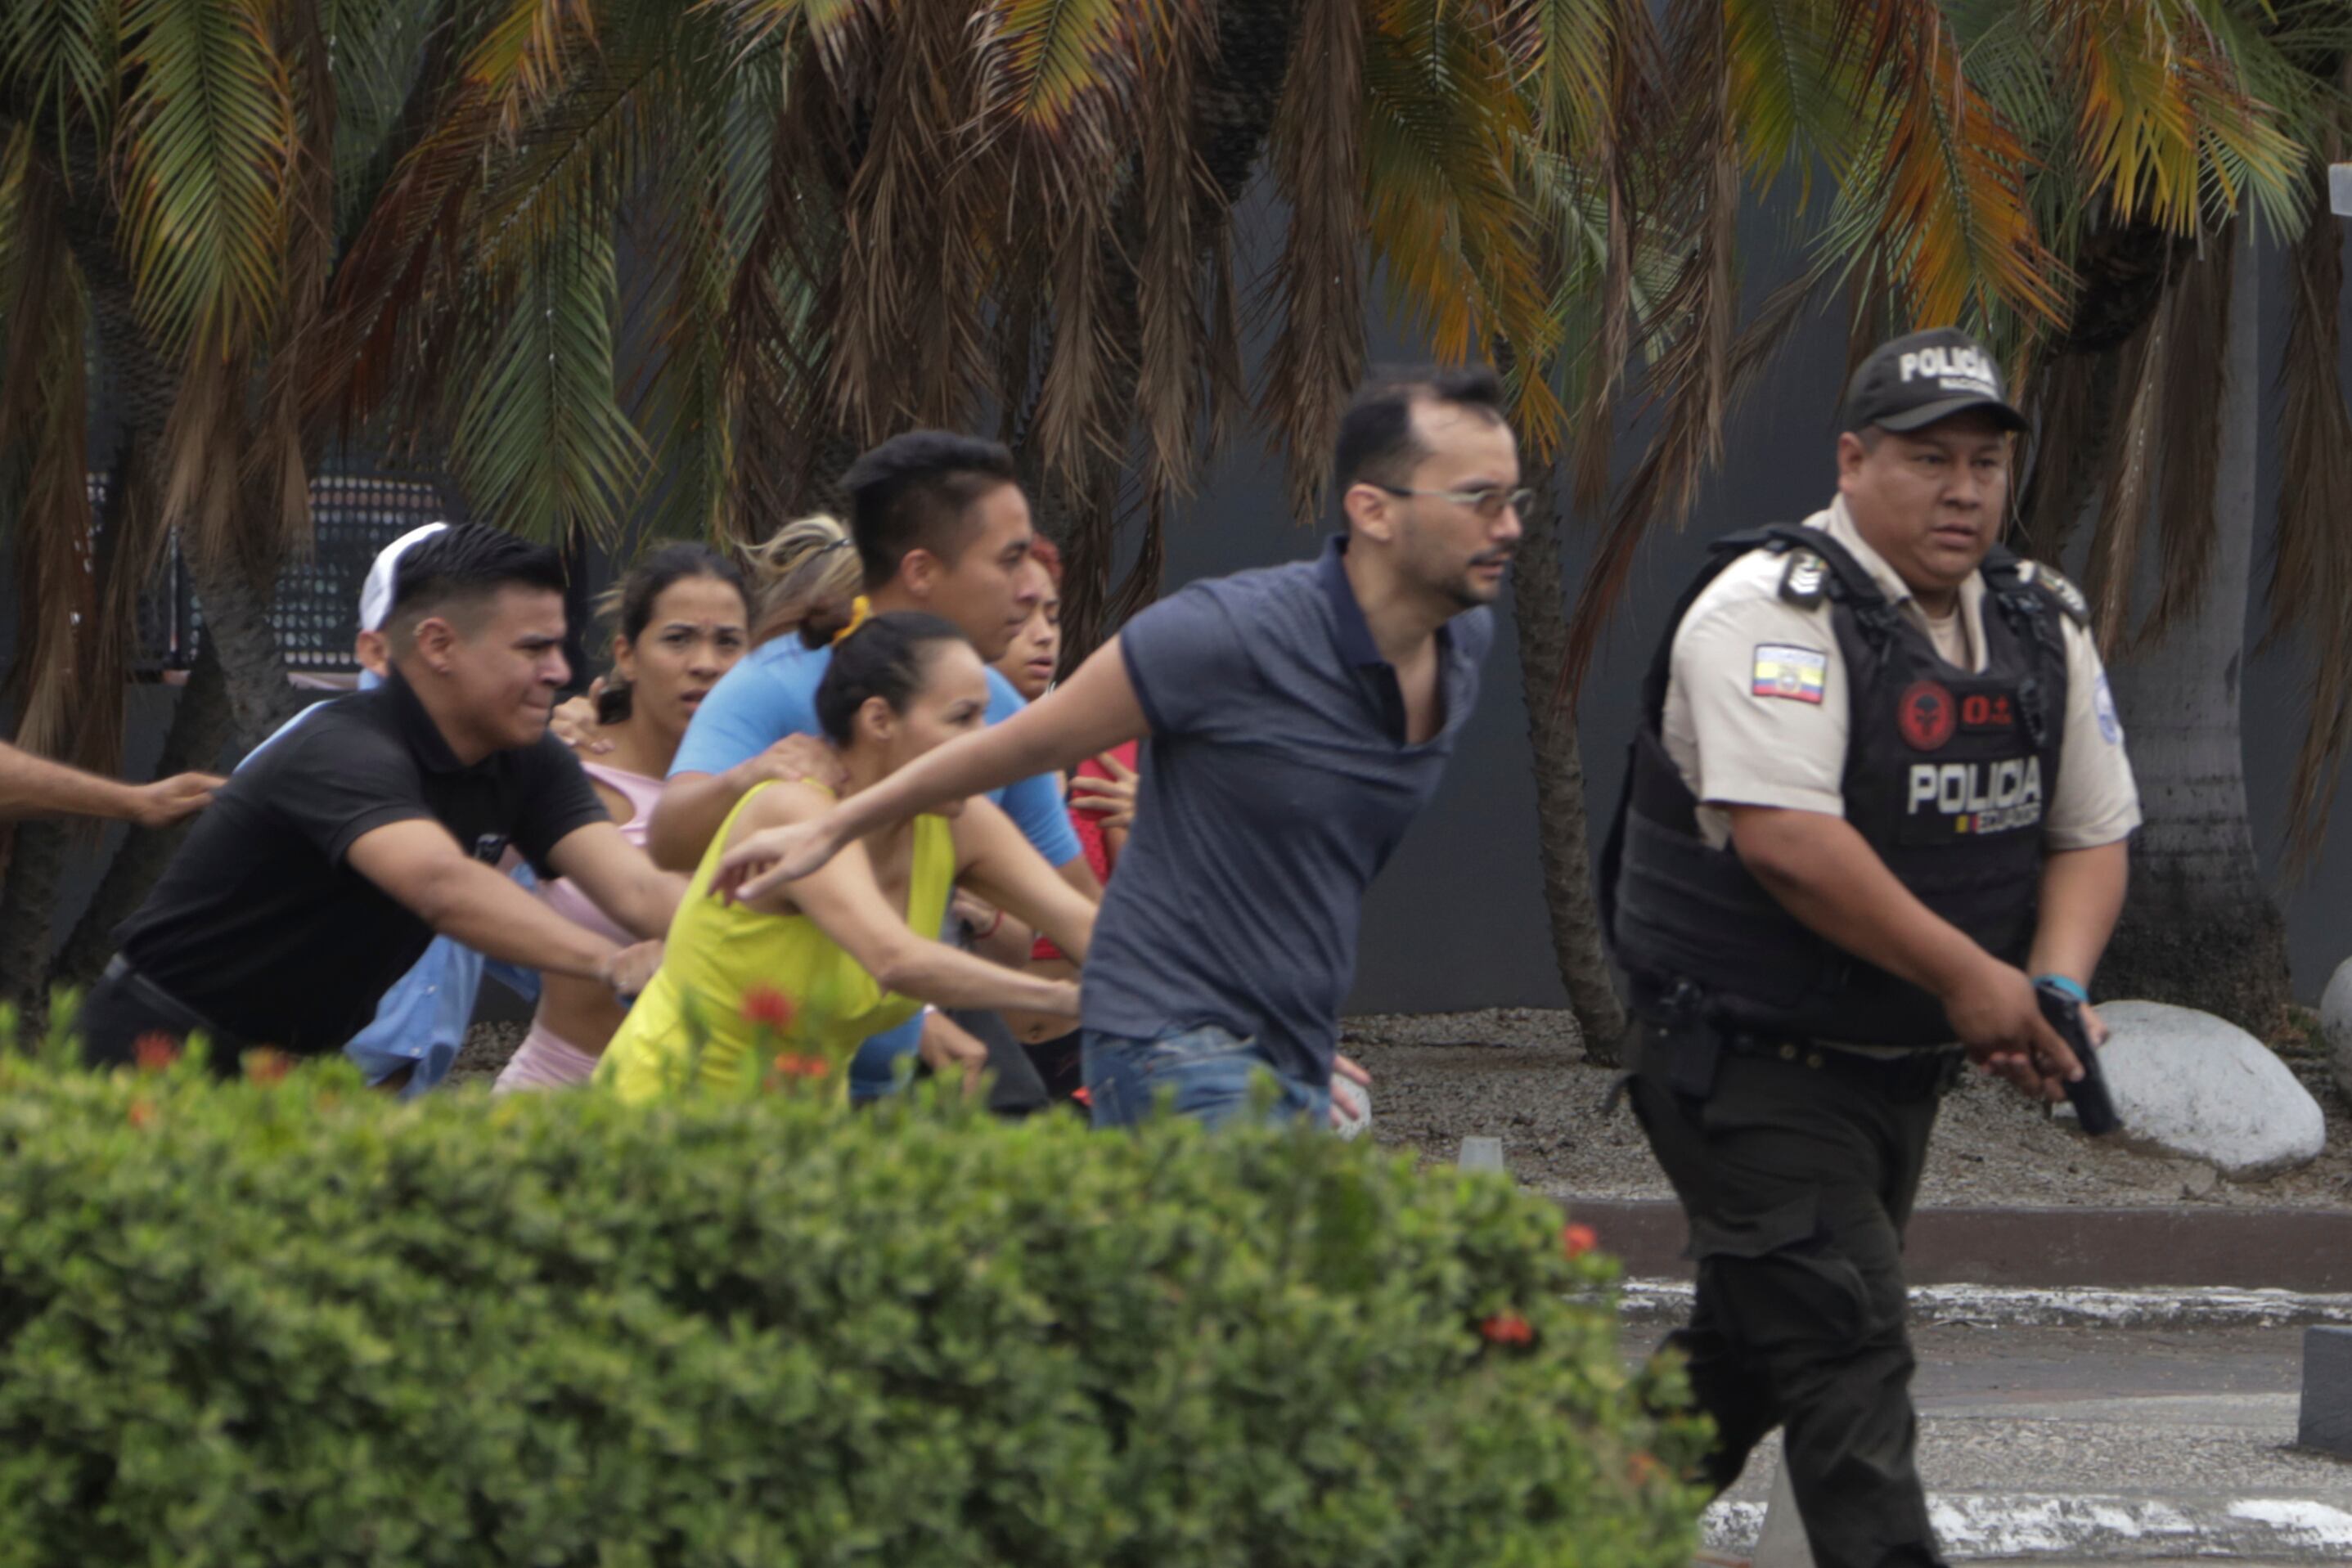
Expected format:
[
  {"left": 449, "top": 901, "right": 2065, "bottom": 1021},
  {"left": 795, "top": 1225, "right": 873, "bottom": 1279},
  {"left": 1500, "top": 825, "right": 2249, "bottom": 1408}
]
[
  {"left": 100, "top": 955, "right": 250, "bottom": 1053},
  {"left": 1723, "top": 1031, "right": 1963, "bottom": 1099}
]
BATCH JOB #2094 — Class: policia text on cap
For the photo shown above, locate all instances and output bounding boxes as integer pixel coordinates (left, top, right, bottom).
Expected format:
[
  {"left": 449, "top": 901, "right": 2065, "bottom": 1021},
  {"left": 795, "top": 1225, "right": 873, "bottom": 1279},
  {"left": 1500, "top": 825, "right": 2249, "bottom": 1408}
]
[{"left": 1602, "top": 326, "right": 2143, "bottom": 1568}]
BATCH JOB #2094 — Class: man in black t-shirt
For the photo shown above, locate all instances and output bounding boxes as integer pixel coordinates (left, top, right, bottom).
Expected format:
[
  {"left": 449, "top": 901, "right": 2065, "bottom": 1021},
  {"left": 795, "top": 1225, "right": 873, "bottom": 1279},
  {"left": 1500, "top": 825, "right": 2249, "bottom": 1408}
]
[{"left": 81, "top": 526, "right": 682, "bottom": 1071}]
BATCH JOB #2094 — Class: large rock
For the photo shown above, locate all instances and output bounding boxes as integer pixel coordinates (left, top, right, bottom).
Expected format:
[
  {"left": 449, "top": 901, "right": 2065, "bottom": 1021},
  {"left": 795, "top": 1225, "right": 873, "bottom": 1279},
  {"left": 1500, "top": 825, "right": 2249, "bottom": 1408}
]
[
  {"left": 2090, "top": 1001, "right": 2326, "bottom": 1179},
  {"left": 2323, "top": 959, "right": 2352, "bottom": 1107}
]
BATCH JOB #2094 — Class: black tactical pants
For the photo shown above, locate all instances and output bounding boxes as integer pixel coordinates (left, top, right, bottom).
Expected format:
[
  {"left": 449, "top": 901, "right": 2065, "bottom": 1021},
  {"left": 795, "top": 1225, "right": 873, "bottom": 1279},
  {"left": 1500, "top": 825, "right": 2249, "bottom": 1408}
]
[{"left": 1631, "top": 1043, "right": 1955, "bottom": 1568}]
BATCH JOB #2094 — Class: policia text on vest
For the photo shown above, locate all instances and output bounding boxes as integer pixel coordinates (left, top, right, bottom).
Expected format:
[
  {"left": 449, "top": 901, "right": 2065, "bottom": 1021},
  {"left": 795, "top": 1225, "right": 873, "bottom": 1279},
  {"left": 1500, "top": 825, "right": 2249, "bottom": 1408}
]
[{"left": 1598, "top": 326, "right": 2142, "bottom": 1568}]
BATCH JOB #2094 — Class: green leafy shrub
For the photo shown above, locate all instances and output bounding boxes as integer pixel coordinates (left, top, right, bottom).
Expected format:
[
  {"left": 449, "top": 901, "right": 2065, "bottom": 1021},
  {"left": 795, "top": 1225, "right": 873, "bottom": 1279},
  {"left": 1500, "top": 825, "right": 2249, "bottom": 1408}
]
[{"left": 0, "top": 1017, "right": 1701, "bottom": 1566}]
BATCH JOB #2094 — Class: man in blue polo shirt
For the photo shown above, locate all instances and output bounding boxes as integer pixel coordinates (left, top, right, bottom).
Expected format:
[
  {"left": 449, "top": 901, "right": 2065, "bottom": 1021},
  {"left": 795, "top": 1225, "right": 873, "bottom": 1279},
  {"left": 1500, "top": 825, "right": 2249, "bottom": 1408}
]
[
  {"left": 702, "top": 367, "right": 1520, "bottom": 1128},
  {"left": 646, "top": 431, "right": 1091, "bottom": 1104}
]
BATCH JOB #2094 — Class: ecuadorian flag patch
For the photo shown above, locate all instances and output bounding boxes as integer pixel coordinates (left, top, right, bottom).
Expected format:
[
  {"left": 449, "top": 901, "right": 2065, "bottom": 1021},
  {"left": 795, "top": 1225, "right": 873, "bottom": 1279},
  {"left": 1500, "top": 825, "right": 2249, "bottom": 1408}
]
[{"left": 1751, "top": 644, "right": 1827, "bottom": 704}]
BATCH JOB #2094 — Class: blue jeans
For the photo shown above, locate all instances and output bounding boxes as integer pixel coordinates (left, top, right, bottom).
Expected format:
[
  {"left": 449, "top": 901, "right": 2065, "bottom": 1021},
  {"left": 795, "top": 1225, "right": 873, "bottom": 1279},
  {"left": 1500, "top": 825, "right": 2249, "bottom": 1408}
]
[{"left": 1082, "top": 1025, "right": 1329, "bottom": 1131}]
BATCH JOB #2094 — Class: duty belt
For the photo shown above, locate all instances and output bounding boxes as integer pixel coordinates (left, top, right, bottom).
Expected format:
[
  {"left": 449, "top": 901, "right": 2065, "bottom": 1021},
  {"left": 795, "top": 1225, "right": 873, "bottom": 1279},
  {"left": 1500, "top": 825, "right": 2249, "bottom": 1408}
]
[
  {"left": 1723, "top": 1031, "right": 1963, "bottom": 1100},
  {"left": 101, "top": 954, "right": 253, "bottom": 1059}
]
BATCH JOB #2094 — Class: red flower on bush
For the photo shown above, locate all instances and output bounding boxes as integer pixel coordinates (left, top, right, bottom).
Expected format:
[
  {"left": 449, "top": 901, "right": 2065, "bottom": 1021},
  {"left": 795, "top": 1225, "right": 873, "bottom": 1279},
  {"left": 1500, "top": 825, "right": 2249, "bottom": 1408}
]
[
  {"left": 741, "top": 986, "right": 795, "bottom": 1031},
  {"left": 1562, "top": 1222, "right": 1599, "bottom": 1259},
  {"left": 244, "top": 1049, "right": 292, "bottom": 1086},
  {"left": 128, "top": 1098, "right": 157, "bottom": 1131},
  {"left": 134, "top": 1033, "right": 180, "bottom": 1072},
  {"left": 1479, "top": 1312, "right": 1534, "bottom": 1346},
  {"left": 771, "top": 1052, "right": 828, "bottom": 1081},
  {"left": 1628, "top": 1450, "right": 1666, "bottom": 1486}
]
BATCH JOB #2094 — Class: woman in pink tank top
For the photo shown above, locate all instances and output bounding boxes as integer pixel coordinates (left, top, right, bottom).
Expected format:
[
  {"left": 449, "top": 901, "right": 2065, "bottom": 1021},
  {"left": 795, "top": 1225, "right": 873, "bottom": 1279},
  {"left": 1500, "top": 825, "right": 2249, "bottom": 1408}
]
[{"left": 495, "top": 546, "right": 752, "bottom": 1091}]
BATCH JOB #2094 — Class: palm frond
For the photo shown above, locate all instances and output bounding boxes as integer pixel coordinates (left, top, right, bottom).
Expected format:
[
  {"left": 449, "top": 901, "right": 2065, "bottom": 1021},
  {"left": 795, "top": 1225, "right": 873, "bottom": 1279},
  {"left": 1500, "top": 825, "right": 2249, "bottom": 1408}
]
[
  {"left": 0, "top": 0, "right": 119, "bottom": 146},
  {"left": 0, "top": 152, "right": 106, "bottom": 766},
  {"left": 831, "top": 0, "right": 992, "bottom": 442},
  {"left": 1361, "top": 0, "right": 1544, "bottom": 371},
  {"left": 117, "top": 0, "right": 295, "bottom": 357},
  {"left": 449, "top": 231, "right": 650, "bottom": 546},
  {"left": 2136, "top": 228, "right": 2234, "bottom": 645},
  {"left": 1558, "top": 258, "right": 1830, "bottom": 712},
  {"left": 1257, "top": 0, "right": 1368, "bottom": 527},
  {"left": 989, "top": 0, "right": 1136, "bottom": 135},
  {"left": 249, "top": 0, "right": 339, "bottom": 566},
  {"left": 2080, "top": 296, "right": 2166, "bottom": 658},
  {"left": 1131, "top": 1, "right": 1219, "bottom": 506},
  {"left": 1850, "top": 2, "right": 2068, "bottom": 330}
]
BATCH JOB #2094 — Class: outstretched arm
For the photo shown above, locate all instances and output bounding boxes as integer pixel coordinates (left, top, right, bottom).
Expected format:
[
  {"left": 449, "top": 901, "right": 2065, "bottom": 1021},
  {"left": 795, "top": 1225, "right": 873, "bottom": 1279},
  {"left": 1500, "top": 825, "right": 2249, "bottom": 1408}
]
[
  {"left": 731, "top": 786, "right": 1082, "bottom": 1018},
  {"left": 713, "top": 641, "right": 1147, "bottom": 902},
  {"left": 345, "top": 820, "right": 646, "bottom": 990},
  {"left": 544, "top": 821, "right": 689, "bottom": 941},
  {"left": 0, "top": 743, "right": 221, "bottom": 828},
  {"left": 951, "top": 797, "right": 1098, "bottom": 965}
]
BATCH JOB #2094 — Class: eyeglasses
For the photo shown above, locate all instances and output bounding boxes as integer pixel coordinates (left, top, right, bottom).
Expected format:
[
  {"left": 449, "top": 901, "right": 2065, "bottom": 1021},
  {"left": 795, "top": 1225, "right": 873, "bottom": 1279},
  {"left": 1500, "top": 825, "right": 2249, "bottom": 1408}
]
[{"left": 1368, "top": 483, "right": 1535, "bottom": 519}]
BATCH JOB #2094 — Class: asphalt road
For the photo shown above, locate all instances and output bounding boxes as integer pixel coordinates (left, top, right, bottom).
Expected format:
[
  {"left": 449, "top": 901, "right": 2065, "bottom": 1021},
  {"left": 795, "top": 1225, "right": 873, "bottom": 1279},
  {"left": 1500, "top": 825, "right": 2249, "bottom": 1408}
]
[{"left": 1624, "top": 1319, "right": 2352, "bottom": 1561}]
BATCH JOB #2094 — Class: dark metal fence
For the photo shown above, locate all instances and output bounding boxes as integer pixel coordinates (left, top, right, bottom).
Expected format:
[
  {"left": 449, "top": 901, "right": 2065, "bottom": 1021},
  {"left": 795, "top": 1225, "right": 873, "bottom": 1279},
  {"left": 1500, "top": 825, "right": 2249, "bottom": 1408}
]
[{"left": 127, "top": 473, "right": 465, "bottom": 675}]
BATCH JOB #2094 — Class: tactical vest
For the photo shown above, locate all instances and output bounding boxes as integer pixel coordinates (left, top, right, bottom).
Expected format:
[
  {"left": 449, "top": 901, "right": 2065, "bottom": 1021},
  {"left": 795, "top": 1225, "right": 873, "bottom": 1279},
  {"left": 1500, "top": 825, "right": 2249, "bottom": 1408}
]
[{"left": 1600, "top": 524, "right": 2080, "bottom": 1046}]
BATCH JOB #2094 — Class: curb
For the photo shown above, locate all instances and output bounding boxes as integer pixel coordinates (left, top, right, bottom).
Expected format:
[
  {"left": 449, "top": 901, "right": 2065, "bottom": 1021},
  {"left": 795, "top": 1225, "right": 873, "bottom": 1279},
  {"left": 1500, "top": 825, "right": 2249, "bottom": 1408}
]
[
  {"left": 1618, "top": 1278, "right": 2352, "bottom": 1328},
  {"left": 1703, "top": 1494, "right": 2352, "bottom": 1561},
  {"left": 1553, "top": 1200, "right": 2352, "bottom": 1293}
]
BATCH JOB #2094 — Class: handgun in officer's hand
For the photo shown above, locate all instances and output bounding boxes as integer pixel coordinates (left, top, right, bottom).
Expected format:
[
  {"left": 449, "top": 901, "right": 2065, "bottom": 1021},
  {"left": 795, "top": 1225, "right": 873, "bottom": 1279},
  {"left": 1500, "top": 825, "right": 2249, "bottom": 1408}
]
[{"left": 2034, "top": 981, "right": 2120, "bottom": 1136}]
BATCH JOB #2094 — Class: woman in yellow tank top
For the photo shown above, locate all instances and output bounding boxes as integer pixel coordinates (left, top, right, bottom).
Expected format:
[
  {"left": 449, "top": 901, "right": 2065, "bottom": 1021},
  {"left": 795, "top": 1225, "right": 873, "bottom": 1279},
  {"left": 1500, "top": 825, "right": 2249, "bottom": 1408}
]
[{"left": 598, "top": 613, "right": 1095, "bottom": 1102}]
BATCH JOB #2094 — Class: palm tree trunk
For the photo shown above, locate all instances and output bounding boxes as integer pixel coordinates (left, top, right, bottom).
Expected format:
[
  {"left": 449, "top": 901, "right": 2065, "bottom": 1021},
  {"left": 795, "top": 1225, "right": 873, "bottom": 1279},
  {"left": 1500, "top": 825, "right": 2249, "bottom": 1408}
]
[
  {"left": 1513, "top": 487, "right": 1626, "bottom": 1060},
  {"left": 49, "top": 640, "right": 236, "bottom": 989},
  {"left": 2097, "top": 228, "right": 2291, "bottom": 1031}
]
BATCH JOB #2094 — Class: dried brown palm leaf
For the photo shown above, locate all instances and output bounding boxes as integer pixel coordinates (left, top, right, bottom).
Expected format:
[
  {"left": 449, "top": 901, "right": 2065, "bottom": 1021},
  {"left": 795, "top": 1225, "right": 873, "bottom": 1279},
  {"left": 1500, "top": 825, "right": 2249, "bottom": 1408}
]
[
  {"left": 0, "top": 168, "right": 103, "bottom": 766},
  {"left": 2014, "top": 341, "right": 2118, "bottom": 565},
  {"left": 1556, "top": 261, "right": 1827, "bottom": 712},
  {"left": 2138, "top": 229, "right": 2234, "bottom": 645},
  {"left": 1257, "top": 0, "right": 1367, "bottom": 527},
  {"left": 2080, "top": 297, "right": 2167, "bottom": 659},
  {"left": 2267, "top": 179, "right": 2352, "bottom": 866},
  {"left": 1132, "top": 0, "right": 1218, "bottom": 509},
  {"left": 248, "top": 0, "right": 338, "bottom": 567},
  {"left": 832, "top": 0, "right": 993, "bottom": 442}
]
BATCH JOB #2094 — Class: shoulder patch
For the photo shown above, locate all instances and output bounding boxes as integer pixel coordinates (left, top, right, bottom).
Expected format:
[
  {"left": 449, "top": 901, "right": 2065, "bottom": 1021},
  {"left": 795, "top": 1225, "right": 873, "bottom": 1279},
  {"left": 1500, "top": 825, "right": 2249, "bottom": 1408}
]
[
  {"left": 1778, "top": 550, "right": 1829, "bottom": 608},
  {"left": 2017, "top": 560, "right": 2091, "bottom": 627}
]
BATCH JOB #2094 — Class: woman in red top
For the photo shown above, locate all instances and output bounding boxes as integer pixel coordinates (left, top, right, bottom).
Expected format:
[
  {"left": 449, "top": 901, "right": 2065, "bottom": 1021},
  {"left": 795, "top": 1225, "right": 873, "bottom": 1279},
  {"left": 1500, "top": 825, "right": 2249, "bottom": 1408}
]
[{"left": 973, "top": 539, "right": 1135, "bottom": 1100}]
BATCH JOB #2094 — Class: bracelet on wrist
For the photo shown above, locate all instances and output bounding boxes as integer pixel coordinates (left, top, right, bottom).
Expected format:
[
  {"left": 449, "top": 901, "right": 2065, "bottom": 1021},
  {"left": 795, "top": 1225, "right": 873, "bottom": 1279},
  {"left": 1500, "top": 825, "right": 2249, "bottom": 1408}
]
[{"left": 2032, "top": 973, "right": 2089, "bottom": 1004}]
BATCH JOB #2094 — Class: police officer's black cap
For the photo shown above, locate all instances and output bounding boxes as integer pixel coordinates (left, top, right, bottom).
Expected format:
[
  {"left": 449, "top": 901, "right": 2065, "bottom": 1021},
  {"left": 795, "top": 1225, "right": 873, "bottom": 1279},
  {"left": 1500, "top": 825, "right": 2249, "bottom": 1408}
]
[{"left": 1842, "top": 327, "right": 2030, "bottom": 436}]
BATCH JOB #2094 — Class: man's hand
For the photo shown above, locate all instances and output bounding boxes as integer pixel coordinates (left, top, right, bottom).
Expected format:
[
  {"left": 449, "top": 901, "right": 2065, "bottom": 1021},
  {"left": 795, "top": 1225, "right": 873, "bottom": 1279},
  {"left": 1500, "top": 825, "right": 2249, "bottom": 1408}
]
[
  {"left": 128, "top": 772, "right": 224, "bottom": 829},
  {"left": 1068, "top": 751, "right": 1138, "bottom": 833},
  {"left": 603, "top": 939, "right": 663, "bottom": 1000},
  {"left": 549, "top": 682, "right": 614, "bottom": 755},
  {"left": 1943, "top": 955, "right": 2082, "bottom": 1101},
  {"left": 710, "top": 817, "right": 848, "bottom": 904},
  {"left": 735, "top": 734, "right": 848, "bottom": 795}
]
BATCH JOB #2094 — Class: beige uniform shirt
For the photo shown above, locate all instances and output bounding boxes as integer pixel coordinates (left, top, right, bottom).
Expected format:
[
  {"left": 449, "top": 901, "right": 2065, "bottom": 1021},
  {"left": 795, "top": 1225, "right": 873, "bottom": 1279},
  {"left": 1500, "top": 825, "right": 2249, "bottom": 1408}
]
[{"left": 1662, "top": 499, "right": 2141, "bottom": 852}]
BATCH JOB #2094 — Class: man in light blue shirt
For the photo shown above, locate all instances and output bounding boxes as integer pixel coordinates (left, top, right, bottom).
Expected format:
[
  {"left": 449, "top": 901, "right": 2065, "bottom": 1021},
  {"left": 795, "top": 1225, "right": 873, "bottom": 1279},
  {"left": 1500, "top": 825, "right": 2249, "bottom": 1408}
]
[
  {"left": 647, "top": 433, "right": 1092, "bottom": 1103},
  {"left": 240, "top": 523, "right": 539, "bottom": 1094}
]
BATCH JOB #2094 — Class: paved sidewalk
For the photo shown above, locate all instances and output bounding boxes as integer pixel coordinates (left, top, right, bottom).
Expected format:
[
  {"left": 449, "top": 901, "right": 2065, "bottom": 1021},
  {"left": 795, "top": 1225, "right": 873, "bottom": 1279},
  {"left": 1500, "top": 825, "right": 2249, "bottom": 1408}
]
[{"left": 1627, "top": 1309, "right": 2352, "bottom": 1560}]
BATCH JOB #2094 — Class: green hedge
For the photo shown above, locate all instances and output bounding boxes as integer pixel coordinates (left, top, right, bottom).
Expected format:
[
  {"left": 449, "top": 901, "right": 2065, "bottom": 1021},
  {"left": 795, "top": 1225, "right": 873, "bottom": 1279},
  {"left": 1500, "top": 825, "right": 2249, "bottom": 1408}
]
[{"left": 0, "top": 1016, "right": 1701, "bottom": 1566}]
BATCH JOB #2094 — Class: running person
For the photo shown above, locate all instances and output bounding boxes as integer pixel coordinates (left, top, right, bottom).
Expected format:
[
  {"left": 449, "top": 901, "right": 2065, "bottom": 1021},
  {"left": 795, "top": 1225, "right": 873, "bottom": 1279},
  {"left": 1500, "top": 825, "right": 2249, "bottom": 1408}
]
[
  {"left": 495, "top": 545, "right": 753, "bottom": 1091},
  {"left": 597, "top": 613, "right": 1095, "bottom": 1101},
  {"left": 706, "top": 366, "right": 1519, "bottom": 1130},
  {"left": 1602, "top": 327, "right": 2139, "bottom": 1568}
]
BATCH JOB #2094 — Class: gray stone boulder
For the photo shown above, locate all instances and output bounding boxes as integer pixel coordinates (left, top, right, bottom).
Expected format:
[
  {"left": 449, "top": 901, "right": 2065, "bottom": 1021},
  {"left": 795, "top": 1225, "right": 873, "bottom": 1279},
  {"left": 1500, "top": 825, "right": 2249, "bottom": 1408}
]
[
  {"left": 2087, "top": 1001, "right": 2326, "bottom": 1179},
  {"left": 2323, "top": 958, "right": 2352, "bottom": 1107}
]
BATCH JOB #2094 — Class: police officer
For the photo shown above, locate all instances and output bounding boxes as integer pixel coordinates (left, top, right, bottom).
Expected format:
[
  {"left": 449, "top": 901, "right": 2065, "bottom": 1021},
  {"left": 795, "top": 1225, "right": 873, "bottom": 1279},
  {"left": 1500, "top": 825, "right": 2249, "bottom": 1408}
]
[{"left": 1603, "top": 326, "right": 2141, "bottom": 1568}]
